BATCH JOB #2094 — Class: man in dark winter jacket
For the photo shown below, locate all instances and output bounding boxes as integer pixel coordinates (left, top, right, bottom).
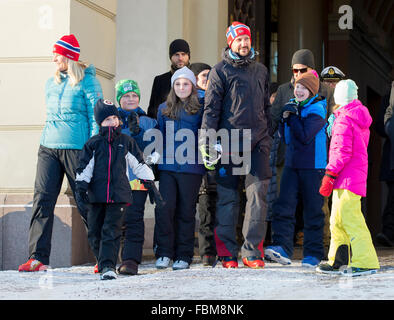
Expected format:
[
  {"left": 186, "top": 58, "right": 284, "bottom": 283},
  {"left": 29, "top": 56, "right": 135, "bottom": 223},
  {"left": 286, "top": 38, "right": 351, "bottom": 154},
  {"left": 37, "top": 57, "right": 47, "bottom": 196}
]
[
  {"left": 147, "top": 39, "right": 191, "bottom": 119},
  {"left": 200, "top": 21, "right": 272, "bottom": 269}
]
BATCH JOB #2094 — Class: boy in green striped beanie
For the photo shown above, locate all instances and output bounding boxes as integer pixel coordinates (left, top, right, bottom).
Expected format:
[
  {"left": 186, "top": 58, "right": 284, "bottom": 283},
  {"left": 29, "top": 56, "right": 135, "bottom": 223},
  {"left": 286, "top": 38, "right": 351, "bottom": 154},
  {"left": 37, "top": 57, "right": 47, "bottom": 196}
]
[{"left": 115, "top": 79, "right": 141, "bottom": 111}]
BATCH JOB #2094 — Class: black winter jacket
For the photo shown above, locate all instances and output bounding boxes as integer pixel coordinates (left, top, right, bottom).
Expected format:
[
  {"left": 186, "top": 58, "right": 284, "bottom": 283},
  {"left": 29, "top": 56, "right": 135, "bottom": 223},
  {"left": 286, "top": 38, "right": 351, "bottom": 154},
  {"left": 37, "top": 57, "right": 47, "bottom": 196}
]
[
  {"left": 147, "top": 71, "right": 172, "bottom": 119},
  {"left": 75, "top": 126, "right": 155, "bottom": 203},
  {"left": 201, "top": 48, "right": 272, "bottom": 151}
]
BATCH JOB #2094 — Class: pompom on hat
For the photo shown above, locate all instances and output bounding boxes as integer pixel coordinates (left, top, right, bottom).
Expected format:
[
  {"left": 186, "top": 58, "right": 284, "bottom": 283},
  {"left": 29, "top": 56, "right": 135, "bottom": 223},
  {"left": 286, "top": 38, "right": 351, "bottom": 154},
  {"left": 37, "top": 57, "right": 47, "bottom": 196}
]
[
  {"left": 94, "top": 99, "right": 120, "bottom": 125},
  {"left": 53, "top": 34, "right": 80, "bottom": 61},
  {"left": 334, "top": 79, "right": 358, "bottom": 106},
  {"left": 171, "top": 66, "right": 196, "bottom": 87},
  {"left": 226, "top": 21, "right": 251, "bottom": 47}
]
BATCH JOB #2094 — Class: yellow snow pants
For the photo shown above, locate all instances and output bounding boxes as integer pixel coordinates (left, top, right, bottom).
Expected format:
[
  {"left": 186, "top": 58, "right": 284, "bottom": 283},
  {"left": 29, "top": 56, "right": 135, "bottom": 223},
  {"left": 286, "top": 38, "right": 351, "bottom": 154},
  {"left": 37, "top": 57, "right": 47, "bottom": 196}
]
[{"left": 328, "top": 189, "right": 380, "bottom": 269}]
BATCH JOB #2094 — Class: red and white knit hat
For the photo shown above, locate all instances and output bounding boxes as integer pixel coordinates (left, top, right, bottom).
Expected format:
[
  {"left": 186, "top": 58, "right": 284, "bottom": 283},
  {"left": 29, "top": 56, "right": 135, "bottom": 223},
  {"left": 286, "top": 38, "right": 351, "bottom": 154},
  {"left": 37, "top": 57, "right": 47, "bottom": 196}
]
[
  {"left": 226, "top": 21, "right": 251, "bottom": 47},
  {"left": 53, "top": 34, "right": 80, "bottom": 61}
]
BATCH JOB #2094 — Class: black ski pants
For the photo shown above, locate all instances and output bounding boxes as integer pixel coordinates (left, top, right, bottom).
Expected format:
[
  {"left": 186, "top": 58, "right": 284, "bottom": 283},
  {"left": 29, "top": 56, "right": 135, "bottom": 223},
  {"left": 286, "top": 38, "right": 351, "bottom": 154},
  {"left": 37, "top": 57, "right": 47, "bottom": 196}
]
[
  {"left": 87, "top": 203, "right": 126, "bottom": 272},
  {"left": 28, "top": 145, "right": 87, "bottom": 265},
  {"left": 121, "top": 190, "right": 148, "bottom": 264},
  {"left": 154, "top": 171, "right": 202, "bottom": 264}
]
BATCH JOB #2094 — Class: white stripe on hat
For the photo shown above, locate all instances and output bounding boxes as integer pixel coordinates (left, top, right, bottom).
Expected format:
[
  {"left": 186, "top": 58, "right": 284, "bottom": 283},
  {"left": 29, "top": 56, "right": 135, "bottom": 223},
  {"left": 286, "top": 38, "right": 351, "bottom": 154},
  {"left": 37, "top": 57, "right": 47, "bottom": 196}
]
[{"left": 56, "top": 40, "right": 80, "bottom": 53}]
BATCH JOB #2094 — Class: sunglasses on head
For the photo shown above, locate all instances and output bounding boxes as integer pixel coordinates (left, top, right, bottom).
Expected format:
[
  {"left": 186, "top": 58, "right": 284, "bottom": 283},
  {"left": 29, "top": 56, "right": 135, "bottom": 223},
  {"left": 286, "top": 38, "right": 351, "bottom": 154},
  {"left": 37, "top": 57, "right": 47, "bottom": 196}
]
[{"left": 292, "top": 68, "right": 308, "bottom": 74}]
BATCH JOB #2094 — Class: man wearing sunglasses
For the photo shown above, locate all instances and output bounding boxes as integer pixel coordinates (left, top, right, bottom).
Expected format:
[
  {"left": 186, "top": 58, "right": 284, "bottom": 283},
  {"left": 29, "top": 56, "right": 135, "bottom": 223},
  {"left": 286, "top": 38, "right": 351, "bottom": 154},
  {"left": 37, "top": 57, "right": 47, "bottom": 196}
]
[{"left": 272, "top": 49, "right": 335, "bottom": 129}]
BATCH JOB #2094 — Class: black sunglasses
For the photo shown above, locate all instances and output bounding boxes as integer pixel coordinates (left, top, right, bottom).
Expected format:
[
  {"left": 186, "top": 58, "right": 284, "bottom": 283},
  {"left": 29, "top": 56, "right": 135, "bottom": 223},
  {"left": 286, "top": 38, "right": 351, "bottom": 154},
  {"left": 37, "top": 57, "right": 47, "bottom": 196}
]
[{"left": 292, "top": 68, "right": 308, "bottom": 74}]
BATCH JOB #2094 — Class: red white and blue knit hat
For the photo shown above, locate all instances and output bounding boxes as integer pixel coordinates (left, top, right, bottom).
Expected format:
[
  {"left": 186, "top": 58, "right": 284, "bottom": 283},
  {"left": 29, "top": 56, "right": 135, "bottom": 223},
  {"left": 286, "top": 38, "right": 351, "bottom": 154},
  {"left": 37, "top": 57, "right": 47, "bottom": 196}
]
[
  {"left": 226, "top": 21, "right": 251, "bottom": 47},
  {"left": 53, "top": 34, "right": 80, "bottom": 61}
]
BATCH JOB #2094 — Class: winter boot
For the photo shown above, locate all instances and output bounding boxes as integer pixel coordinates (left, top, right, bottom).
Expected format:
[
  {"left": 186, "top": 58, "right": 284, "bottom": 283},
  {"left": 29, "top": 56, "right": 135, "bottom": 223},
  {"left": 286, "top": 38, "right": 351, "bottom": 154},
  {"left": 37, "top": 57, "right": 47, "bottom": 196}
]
[
  {"left": 220, "top": 256, "right": 238, "bottom": 268},
  {"left": 118, "top": 259, "right": 138, "bottom": 275},
  {"left": 242, "top": 256, "right": 265, "bottom": 269},
  {"left": 93, "top": 264, "right": 99, "bottom": 274},
  {"left": 172, "top": 260, "right": 190, "bottom": 270},
  {"left": 155, "top": 257, "right": 171, "bottom": 269},
  {"left": 201, "top": 255, "right": 216, "bottom": 267},
  {"left": 18, "top": 259, "right": 47, "bottom": 272},
  {"left": 301, "top": 256, "right": 320, "bottom": 268},
  {"left": 316, "top": 263, "right": 341, "bottom": 275},
  {"left": 265, "top": 246, "right": 291, "bottom": 265},
  {"left": 100, "top": 267, "right": 117, "bottom": 280}
]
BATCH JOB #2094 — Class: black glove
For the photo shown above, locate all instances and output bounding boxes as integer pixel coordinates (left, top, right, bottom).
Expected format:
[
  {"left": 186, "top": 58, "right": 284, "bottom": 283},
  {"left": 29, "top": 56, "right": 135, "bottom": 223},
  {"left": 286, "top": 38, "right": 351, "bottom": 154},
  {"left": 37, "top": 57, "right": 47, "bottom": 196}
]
[
  {"left": 128, "top": 112, "right": 140, "bottom": 135},
  {"left": 282, "top": 103, "right": 298, "bottom": 116},
  {"left": 75, "top": 182, "right": 89, "bottom": 213},
  {"left": 143, "top": 180, "right": 166, "bottom": 208}
]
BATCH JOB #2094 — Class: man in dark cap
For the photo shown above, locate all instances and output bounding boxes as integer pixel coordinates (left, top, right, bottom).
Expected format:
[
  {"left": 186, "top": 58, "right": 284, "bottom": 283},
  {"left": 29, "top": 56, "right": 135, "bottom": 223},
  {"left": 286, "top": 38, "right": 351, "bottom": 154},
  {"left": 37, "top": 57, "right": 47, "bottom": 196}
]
[
  {"left": 147, "top": 39, "right": 191, "bottom": 119},
  {"left": 272, "top": 49, "right": 335, "bottom": 128}
]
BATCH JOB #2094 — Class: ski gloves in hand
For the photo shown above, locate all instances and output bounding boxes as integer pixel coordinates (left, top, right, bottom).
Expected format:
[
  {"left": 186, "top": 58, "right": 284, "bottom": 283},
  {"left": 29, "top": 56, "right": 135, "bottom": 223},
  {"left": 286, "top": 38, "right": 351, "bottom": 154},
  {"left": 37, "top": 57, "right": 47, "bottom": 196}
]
[
  {"left": 282, "top": 103, "right": 298, "bottom": 120},
  {"left": 127, "top": 111, "right": 140, "bottom": 135},
  {"left": 199, "top": 143, "right": 223, "bottom": 171},
  {"left": 143, "top": 180, "right": 166, "bottom": 208},
  {"left": 75, "top": 181, "right": 89, "bottom": 213}
]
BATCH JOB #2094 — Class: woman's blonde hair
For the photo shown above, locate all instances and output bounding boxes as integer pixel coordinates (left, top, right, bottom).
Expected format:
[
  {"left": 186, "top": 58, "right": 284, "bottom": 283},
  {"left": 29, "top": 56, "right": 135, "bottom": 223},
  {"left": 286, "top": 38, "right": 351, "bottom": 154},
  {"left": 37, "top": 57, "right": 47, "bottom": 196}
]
[
  {"left": 162, "top": 84, "right": 201, "bottom": 119},
  {"left": 54, "top": 58, "right": 87, "bottom": 86}
]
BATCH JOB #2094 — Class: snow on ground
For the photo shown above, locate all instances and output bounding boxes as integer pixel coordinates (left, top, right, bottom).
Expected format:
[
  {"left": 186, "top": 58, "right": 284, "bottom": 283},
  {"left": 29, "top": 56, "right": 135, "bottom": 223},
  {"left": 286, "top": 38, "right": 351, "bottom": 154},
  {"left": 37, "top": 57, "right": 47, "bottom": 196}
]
[{"left": 1, "top": 254, "right": 394, "bottom": 301}]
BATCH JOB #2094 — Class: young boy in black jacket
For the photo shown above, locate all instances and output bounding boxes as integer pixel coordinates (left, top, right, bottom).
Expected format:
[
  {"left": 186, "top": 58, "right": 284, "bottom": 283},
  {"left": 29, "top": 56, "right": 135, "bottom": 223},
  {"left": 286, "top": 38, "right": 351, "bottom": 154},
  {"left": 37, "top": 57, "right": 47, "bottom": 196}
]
[{"left": 75, "top": 99, "right": 155, "bottom": 280}]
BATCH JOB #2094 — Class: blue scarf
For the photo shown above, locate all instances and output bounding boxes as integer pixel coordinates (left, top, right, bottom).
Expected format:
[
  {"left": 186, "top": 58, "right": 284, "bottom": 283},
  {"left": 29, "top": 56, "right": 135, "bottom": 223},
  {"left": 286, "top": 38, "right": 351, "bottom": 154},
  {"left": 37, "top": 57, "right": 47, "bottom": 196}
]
[{"left": 228, "top": 47, "right": 255, "bottom": 60}]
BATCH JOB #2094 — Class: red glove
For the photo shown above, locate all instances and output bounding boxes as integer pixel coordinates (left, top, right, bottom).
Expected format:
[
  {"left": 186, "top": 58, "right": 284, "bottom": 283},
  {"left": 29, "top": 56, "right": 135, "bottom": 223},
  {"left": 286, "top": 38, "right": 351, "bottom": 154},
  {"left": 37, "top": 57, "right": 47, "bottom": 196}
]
[{"left": 319, "top": 170, "right": 338, "bottom": 197}]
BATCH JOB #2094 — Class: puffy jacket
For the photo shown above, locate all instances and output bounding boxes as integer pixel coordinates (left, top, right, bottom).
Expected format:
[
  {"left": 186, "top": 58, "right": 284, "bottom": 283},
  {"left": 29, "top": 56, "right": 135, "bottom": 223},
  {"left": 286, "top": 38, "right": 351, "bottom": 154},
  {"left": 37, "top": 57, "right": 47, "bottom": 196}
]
[
  {"left": 40, "top": 65, "right": 103, "bottom": 149},
  {"left": 280, "top": 95, "right": 328, "bottom": 169},
  {"left": 327, "top": 99, "right": 372, "bottom": 197},
  {"left": 157, "top": 102, "right": 205, "bottom": 175},
  {"left": 201, "top": 47, "right": 272, "bottom": 151},
  {"left": 75, "top": 126, "right": 155, "bottom": 203},
  {"left": 118, "top": 106, "right": 158, "bottom": 190}
]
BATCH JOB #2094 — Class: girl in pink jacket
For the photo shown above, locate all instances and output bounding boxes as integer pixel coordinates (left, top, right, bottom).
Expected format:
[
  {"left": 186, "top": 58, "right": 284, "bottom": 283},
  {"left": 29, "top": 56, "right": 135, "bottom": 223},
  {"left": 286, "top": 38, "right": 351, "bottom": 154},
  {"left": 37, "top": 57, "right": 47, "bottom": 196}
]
[{"left": 318, "top": 79, "right": 380, "bottom": 277}]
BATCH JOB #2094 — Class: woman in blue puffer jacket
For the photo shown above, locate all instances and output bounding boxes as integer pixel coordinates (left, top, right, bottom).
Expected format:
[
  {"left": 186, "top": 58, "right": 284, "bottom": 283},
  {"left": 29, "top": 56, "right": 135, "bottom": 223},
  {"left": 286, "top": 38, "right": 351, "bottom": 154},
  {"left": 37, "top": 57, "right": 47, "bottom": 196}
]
[{"left": 19, "top": 34, "right": 103, "bottom": 272}]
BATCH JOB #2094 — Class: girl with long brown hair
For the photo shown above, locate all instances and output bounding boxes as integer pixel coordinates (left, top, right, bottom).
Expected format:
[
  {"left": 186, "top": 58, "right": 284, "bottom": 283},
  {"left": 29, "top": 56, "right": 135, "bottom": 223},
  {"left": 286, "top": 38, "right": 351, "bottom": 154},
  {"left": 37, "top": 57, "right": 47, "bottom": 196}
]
[{"left": 154, "top": 66, "right": 205, "bottom": 271}]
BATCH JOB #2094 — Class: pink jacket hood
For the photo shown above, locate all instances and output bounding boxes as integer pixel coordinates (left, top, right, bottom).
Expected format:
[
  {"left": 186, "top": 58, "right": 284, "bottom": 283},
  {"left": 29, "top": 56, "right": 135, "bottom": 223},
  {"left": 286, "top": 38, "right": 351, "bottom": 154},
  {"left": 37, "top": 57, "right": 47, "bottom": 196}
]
[
  {"left": 327, "top": 99, "right": 372, "bottom": 197},
  {"left": 334, "top": 99, "right": 372, "bottom": 130}
]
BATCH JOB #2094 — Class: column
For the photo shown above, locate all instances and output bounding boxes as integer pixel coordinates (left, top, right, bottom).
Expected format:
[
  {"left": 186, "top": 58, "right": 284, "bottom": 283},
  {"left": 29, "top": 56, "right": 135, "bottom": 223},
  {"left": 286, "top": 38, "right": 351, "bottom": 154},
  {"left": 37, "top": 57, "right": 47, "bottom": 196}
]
[{"left": 277, "top": 0, "right": 324, "bottom": 84}]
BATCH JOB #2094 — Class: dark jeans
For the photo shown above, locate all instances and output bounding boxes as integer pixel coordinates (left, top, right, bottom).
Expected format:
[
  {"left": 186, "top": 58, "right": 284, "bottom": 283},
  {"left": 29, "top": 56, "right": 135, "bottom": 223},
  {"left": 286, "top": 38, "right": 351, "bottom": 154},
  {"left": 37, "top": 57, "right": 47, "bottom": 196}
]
[
  {"left": 28, "top": 145, "right": 87, "bottom": 265},
  {"left": 382, "top": 181, "right": 394, "bottom": 240},
  {"left": 154, "top": 171, "right": 202, "bottom": 264},
  {"left": 87, "top": 203, "right": 126, "bottom": 272},
  {"left": 121, "top": 190, "right": 148, "bottom": 264},
  {"left": 271, "top": 167, "right": 325, "bottom": 260}
]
